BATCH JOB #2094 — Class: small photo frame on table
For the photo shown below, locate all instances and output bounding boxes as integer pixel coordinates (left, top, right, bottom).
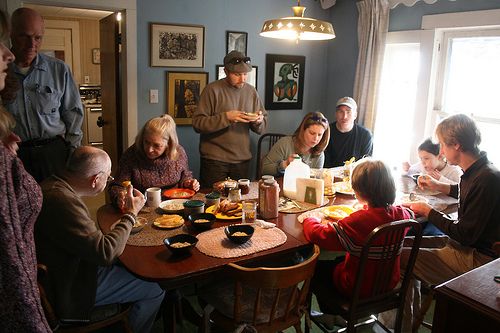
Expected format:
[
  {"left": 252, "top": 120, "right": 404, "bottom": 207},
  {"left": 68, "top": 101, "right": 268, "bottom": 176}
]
[
  {"left": 167, "top": 71, "right": 208, "bottom": 125},
  {"left": 226, "top": 31, "right": 248, "bottom": 55},
  {"left": 265, "top": 54, "right": 305, "bottom": 110},
  {"left": 151, "top": 23, "right": 205, "bottom": 67},
  {"left": 216, "top": 65, "right": 258, "bottom": 90}
]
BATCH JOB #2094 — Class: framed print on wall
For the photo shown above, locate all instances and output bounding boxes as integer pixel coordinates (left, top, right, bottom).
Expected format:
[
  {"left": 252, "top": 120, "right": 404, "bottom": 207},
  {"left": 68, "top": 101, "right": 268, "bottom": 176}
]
[
  {"left": 151, "top": 23, "right": 205, "bottom": 67},
  {"left": 265, "top": 54, "right": 305, "bottom": 110},
  {"left": 167, "top": 71, "right": 208, "bottom": 125},
  {"left": 216, "top": 65, "right": 258, "bottom": 90},
  {"left": 226, "top": 31, "right": 248, "bottom": 55}
]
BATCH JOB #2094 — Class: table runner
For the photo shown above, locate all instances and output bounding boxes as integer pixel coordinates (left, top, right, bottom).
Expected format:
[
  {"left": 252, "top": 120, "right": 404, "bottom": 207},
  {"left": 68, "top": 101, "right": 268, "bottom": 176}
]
[{"left": 196, "top": 225, "right": 287, "bottom": 258}]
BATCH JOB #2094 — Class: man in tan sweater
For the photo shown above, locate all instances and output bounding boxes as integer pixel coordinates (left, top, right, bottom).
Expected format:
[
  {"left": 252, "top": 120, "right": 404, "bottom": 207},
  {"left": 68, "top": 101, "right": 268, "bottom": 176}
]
[{"left": 193, "top": 50, "right": 267, "bottom": 187}]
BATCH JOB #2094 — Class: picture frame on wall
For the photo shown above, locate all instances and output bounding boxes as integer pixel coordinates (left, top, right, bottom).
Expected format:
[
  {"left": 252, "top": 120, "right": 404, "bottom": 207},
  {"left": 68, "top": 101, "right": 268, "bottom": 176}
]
[
  {"left": 151, "top": 23, "right": 205, "bottom": 67},
  {"left": 265, "top": 54, "right": 305, "bottom": 110},
  {"left": 167, "top": 71, "right": 208, "bottom": 125},
  {"left": 226, "top": 31, "right": 248, "bottom": 55},
  {"left": 216, "top": 64, "right": 258, "bottom": 90}
]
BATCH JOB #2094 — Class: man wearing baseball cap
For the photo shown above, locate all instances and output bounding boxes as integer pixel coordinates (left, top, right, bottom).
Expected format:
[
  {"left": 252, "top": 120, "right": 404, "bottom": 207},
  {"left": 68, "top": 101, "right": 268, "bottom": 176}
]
[
  {"left": 193, "top": 50, "right": 267, "bottom": 187},
  {"left": 324, "top": 96, "right": 373, "bottom": 167}
]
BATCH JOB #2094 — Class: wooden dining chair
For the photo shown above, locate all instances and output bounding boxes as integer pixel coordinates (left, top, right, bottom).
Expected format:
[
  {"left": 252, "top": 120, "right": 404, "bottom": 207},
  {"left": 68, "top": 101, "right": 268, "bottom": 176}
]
[
  {"left": 198, "top": 245, "right": 320, "bottom": 333},
  {"left": 256, "top": 132, "right": 286, "bottom": 179},
  {"left": 37, "top": 264, "right": 133, "bottom": 333},
  {"left": 308, "top": 219, "right": 423, "bottom": 333}
]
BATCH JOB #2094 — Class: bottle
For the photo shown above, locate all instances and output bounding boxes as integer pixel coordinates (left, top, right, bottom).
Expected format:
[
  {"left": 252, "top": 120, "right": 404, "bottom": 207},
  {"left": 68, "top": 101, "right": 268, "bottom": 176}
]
[
  {"left": 259, "top": 178, "right": 279, "bottom": 219},
  {"left": 120, "top": 180, "right": 133, "bottom": 213},
  {"left": 258, "top": 175, "right": 274, "bottom": 215},
  {"left": 283, "top": 155, "right": 310, "bottom": 200}
]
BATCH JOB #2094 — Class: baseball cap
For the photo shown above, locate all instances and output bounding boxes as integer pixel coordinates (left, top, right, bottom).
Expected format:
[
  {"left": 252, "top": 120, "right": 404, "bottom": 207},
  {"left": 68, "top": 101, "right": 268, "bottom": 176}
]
[
  {"left": 336, "top": 97, "right": 357, "bottom": 112},
  {"left": 224, "top": 50, "right": 252, "bottom": 73}
]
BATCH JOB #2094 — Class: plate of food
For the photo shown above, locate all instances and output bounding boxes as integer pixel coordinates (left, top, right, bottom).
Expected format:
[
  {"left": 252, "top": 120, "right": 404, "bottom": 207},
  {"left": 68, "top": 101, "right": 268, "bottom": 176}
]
[
  {"left": 162, "top": 188, "right": 195, "bottom": 199},
  {"left": 131, "top": 217, "right": 147, "bottom": 234},
  {"left": 322, "top": 205, "right": 355, "bottom": 221},
  {"left": 159, "top": 199, "right": 187, "bottom": 214},
  {"left": 153, "top": 214, "right": 184, "bottom": 229},
  {"left": 206, "top": 199, "right": 242, "bottom": 220},
  {"left": 332, "top": 181, "right": 355, "bottom": 196}
]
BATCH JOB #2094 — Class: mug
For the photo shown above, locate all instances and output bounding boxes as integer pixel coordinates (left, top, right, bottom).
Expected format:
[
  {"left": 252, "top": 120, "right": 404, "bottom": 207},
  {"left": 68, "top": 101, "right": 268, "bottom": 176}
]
[{"left": 145, "top": 187, "right": 161, "bottom": 208}]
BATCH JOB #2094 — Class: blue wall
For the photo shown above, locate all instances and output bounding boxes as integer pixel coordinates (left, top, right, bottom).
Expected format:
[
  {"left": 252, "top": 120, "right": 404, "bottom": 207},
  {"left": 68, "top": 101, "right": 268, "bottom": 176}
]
[
  {"left": 137, "top": 0, "right": 332, "bottom": 179},
  {"left": 136, "top": 0, "right": 500, "bottom": 180}
]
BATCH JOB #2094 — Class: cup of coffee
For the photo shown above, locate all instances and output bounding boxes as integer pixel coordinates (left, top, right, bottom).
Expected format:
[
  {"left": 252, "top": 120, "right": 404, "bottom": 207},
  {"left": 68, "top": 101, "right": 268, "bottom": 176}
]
[{"left": 145, "top": 187, "right": 161, "bottom": 208}]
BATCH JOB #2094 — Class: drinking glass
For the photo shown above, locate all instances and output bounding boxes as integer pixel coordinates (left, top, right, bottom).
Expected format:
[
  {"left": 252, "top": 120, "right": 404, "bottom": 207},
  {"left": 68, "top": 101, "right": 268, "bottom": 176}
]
[{"left": 242, "top": 200, "right": 257, "bottom": 224}]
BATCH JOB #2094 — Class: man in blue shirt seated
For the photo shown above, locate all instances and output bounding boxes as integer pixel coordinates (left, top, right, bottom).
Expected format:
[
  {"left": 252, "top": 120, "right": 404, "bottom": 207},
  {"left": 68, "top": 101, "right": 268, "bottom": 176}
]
[{"left": 324, "top": 96, "right": 373, "bottom": 167}]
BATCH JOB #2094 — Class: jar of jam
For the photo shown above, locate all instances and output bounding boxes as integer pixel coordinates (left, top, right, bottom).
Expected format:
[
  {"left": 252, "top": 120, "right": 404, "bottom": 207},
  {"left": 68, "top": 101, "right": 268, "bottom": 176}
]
[
  {"left": 183, "top": 200, "right": 205, "bottom": 218},
  {"left": 238, "top": 179, "right": 250, "bottom": 195}
]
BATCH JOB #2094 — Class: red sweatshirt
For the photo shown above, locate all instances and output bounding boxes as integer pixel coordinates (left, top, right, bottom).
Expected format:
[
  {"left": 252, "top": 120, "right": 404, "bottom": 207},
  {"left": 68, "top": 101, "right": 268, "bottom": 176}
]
[{"left": 303, "top": 205, "right": 412, "bottom": 298}]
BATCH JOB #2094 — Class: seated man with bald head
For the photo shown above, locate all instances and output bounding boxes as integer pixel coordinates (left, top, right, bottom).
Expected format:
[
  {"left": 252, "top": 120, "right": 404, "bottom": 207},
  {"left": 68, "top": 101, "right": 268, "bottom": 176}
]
[{"left": 35, "top": 146, "right": 164, "bottom": 332}]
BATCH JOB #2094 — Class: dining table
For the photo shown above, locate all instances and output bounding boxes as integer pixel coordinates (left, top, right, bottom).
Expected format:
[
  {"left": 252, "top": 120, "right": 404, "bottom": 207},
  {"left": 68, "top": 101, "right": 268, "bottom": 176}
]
[{"left": 96, "top": 175, "right": 457, "bottom": 331}]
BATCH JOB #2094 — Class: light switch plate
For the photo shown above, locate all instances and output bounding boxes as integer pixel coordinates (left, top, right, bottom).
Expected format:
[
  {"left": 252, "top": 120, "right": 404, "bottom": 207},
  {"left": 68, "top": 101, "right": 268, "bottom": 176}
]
[
  {"left": 149, "top": 89, "right": 159, "bottom": 104},
  {"left": 84, "top": 75, "right": 90, "bottom": 83}
]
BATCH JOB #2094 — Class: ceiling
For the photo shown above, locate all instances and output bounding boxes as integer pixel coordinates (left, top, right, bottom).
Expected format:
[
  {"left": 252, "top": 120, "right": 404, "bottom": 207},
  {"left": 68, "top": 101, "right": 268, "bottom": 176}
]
[{"left": 24, "top": 4, "right": 113, "bottom": 20}]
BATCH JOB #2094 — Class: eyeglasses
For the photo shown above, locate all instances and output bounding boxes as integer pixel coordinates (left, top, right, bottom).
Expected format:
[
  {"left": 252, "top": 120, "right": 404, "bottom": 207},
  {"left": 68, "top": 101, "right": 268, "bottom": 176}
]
[
  {"left": 227, "top": 57, "right": 251, "bottom": 65},
  {"left": 98, "top": 171, "right": 114, "bottom": 183},
  {"left": 309, "top": 115, "right": 328, "bottom": 124}
]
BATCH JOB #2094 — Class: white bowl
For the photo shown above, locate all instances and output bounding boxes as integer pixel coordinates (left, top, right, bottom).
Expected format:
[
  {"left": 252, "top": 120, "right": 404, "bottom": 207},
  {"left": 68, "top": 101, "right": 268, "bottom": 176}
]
[{"left": 159, "top": 199, "right": 188, "bottom": 213}]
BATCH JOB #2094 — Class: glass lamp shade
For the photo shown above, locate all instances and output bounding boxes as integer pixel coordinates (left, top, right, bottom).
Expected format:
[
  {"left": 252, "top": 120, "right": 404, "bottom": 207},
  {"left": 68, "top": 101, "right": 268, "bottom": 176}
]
[{"left": 260, "top": 5, "right": 335, "bottom": 41}]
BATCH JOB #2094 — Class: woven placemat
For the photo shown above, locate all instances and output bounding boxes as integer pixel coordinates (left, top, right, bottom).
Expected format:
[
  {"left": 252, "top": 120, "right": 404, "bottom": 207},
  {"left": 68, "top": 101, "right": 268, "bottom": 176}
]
[
  {"left": 126, "top": 211, "right": 188, "bottom": 246},
  {"left": 195, "top": 225, "right": 287, "bottom": 258}
]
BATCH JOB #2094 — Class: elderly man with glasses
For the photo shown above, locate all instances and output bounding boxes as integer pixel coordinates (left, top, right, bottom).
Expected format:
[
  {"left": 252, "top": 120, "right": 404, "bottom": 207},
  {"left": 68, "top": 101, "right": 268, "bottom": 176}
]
[
  {"left": 193, "top": 50, "right": 267, "bottom": 187},
  {"left": 324, "top": 96, "right": 373, "bottom": 167},
  {"left": 35, "top": 146, "right": 165, "bottom": 332}
]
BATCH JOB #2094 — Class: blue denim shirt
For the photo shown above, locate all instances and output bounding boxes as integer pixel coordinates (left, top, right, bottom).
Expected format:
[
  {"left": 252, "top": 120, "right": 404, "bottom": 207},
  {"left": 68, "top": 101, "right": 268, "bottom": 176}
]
[{"left": 5, "top": 53, "right": 83, "bottom": 148}]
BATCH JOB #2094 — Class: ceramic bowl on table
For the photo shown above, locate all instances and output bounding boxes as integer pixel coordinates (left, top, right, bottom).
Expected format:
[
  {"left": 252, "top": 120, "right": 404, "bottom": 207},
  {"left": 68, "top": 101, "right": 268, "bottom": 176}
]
[
  {"left": 158, "top": 199, "right": 187, "bottom": 214},
  {"left": 163, "top": 234, "right": 198, "bottom": 255},
  {"left": 188, "top": 213, "right": 216, "bottom": 231},
  {"left": 224, "top": 224, "right": 255, "bottom": 244}
]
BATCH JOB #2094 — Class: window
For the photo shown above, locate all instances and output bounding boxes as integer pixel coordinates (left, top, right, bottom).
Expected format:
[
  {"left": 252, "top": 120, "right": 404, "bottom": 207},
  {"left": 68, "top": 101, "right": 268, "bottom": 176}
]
[
  {"left": 435, "top": 30, "right": 500, "bottom": 165},
  {"left": 373, "top": 10, "right": 500, "bottom": 169}
]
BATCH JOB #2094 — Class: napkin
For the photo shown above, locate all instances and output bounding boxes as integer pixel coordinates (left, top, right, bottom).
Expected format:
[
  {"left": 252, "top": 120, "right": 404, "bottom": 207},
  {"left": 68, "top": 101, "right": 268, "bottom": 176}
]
[{"left": 254, "top": 219, "right": 276, "bottom": 229}]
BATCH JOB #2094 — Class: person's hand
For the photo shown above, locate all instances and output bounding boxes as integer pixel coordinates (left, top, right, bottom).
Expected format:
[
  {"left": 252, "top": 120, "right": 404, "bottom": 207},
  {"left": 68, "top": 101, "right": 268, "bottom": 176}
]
[
  {"left": 226, "top": 110, "right": 250, "bottom": 124},
  {"left": 246, "top": 110, "right": 264, "bottom": 124},
  {"left": 2, "top": 132, "right": 20, "bottom": 155},
  {"left": 123, "top": 187, "right": 146, "bottom": 216},
  {"left": 417, "top": 174, "right": 439, "bottom": 191},
  {"left": 402, "top": 201, "right": 433, "bottom": 218},
  {"left": 428, "top": 169, "right": 441, "bottom": 180},
  {"left": 402, "top": 161, "right": 410, "bottom": 172},
  {"left": 183, "top": 178, "right": 200, "bottom": 191},
  {"left": 281, "top": 154, "right": 297, "bottom": 170}
]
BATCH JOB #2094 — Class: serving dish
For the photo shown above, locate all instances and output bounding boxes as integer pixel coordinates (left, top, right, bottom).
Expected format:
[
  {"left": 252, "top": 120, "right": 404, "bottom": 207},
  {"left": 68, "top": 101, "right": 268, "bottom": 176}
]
[{"left": 162, "top": 188, "right": 195, "bottom": 199}]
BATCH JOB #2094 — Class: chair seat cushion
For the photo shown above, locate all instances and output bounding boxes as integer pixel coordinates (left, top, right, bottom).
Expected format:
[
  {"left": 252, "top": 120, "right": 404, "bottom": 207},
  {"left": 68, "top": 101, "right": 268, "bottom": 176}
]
[{"left": 199, "top": 282, "right": 299, "bottom": 325}]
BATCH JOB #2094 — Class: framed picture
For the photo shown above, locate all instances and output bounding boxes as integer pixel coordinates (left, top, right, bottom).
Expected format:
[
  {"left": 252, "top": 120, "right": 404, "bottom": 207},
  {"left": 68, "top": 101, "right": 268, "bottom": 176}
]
[
  {"left": 167, "top": 71, "right": 208, "bottom": 125},
  {"left": 216, "top": 65, "right": 258, "bottom": 90},
  {"left": 151, "top": 23, "right": 205, "bottom": 67},
  {"left": 92, "top": 48, "right": 100, "bottom": 64},
  {"left": 226, "top": 31, "right": 248, "bottom": 55},
  {"left": 265, "top": 54, "right": 305, "bottom": 110}
]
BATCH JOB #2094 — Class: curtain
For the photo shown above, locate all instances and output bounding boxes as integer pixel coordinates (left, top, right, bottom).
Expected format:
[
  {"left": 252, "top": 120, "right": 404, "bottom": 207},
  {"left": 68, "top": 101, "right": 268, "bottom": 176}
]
[
  {"left": 388, "top": 0, "right": 456, "bottom": 9},
  {"left": 352, "top": 0, "right": 389, "bottom": 131}
]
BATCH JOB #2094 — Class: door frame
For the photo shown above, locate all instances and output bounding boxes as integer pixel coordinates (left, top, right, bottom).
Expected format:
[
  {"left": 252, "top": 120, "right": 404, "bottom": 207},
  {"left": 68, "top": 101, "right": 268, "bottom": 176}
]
[{"left": 7, "top": 0, "right": 138, "bottom": 148}]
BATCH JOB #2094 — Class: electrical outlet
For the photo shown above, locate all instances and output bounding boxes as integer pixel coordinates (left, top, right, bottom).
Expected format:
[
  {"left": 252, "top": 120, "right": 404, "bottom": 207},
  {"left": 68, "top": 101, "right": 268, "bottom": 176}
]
[
  {"left": 149, "top": 89, "right": 159, "bottom": 104},
  {"left": 84, "top": 75, "right": 90, "bottom": 83}
]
